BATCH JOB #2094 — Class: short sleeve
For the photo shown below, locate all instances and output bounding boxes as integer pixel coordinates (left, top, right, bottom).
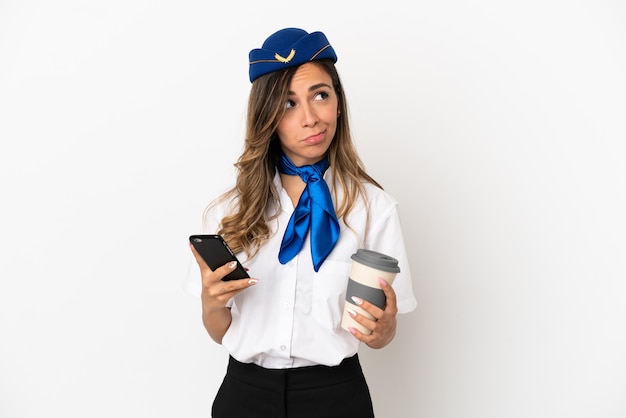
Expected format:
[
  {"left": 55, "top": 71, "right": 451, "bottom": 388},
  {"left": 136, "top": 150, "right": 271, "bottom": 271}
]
[{"left": 363, "top": 195, "right": 417, "bottom": 314}]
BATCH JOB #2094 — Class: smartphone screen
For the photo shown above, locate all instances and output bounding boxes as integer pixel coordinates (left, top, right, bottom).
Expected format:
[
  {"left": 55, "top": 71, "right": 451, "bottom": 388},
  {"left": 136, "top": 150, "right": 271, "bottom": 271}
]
[{"left": 189, "top": 235, "right": 249, "bottom": 281}]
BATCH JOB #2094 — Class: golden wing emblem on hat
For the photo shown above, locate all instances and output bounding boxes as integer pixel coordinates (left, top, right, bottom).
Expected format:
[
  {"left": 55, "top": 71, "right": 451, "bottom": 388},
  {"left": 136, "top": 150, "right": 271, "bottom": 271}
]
[{"left": 275, "top": 49, "right": 296, "bottom": 63}]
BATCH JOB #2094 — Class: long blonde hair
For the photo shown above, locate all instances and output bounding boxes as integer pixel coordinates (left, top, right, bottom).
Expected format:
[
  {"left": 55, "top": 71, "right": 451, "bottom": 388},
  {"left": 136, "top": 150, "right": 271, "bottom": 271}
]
[{"left": 211, "top": 59, "right": 381, "bottom": 259}]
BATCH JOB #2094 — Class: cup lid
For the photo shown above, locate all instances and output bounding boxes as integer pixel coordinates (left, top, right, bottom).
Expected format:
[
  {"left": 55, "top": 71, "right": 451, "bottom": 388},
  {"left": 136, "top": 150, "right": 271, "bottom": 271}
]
[{"left": 351, "top": 249, "right": 400, "bottom": 273}]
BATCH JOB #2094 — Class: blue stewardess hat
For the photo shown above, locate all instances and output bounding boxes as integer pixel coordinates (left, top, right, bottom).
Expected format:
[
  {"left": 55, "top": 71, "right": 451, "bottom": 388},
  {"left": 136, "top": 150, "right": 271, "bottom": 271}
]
[{"left": 248, "top": 28, "right": 338, "bottom": 83}]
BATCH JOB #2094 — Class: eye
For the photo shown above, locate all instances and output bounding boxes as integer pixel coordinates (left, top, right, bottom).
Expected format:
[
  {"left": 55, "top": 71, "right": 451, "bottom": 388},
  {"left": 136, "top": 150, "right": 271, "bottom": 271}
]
[
  {"left": 285, "top": 99, "right": 296, "bottom": 109},
  {"left": 313, "top": 91, "right": 329, "bottom": 101}
]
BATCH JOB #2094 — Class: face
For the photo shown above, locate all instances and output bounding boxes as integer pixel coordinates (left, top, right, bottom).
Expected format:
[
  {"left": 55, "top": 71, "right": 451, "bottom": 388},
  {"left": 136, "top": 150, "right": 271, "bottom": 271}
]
[{"left": 276, "top": 62, "right": 339, "bottom": 167}]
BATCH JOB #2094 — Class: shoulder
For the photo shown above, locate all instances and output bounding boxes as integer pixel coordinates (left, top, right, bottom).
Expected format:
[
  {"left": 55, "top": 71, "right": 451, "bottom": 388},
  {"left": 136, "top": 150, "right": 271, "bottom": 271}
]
[
  {"left": 362, "top": 181, "right": 399, "bottom": 213},
  {"left": 327, "top": 171, "right": 397, "bottom": 208}
]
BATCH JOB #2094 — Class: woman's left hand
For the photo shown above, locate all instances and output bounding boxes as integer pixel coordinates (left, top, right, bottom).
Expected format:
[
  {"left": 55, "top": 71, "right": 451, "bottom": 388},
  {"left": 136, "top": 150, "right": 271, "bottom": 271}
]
[{"left": 347, "top": 278, "right": 398, "bottom": 349}]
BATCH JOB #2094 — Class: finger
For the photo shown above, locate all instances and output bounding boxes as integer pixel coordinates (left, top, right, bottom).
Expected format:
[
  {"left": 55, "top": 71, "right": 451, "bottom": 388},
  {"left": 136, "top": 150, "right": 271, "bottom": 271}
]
[
  {"left": 214, "top": 260, "right": 239, "bottom": 279},
  {"left": 198, "top": 258, "right": 236, "bottom": 290},
  {"left": 212, "top": 276, "right": 259, "bottom": 297},
  {"left": 347, "top": 325, "right": 369, "bottom": 342},
  {"left": 346, "top": 307, "right": 378, "bottom": 334},
  {"left": 347, "top": 310, "right": 396, "bottom": 348},
  {"left": 350, "top": 296, "right": 384, "bottom": 321},
  {"left": 209, "top": 260, "right": 253, "bottom": 284},
  {"left": 347, "top": 323, "right": 379, "bottom": 345},
  {"left": 378, "top": 278, "right": 398, "bottom": 315},
  {"left": 213, "top": 260, "right": 257, "bottom": 284}
]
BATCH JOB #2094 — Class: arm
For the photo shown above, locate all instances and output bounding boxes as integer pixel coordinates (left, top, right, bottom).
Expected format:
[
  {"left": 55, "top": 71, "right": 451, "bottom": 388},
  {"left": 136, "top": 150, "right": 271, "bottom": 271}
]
[
  {"left": 202, "top": 304, "right": 232, "bottom": 345},
  {"left": 345, "top": 192, "right": 416, "bottom": 347}
]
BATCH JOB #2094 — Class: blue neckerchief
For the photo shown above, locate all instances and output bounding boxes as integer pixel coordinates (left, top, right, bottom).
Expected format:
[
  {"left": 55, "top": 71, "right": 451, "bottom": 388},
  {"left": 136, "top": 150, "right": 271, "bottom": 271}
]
[{"left": 276, "top": 153, "right": 340, "bottom": 272}]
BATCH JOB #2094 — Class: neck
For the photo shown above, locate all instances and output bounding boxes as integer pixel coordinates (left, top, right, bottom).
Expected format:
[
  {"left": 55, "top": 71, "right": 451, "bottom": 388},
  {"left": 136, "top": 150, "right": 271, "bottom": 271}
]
[
  {"left": 279, "top": 150, "right": 328, "bottom": 169},
  {"left": 280, "top": 172, "right": 306, "bottom": 207}
]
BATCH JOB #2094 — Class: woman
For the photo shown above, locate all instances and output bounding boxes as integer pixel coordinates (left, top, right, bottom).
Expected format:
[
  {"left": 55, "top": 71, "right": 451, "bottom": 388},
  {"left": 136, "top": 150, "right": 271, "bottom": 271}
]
[{"left": 188, "top": 27, "right": 417, "bottom": 417}]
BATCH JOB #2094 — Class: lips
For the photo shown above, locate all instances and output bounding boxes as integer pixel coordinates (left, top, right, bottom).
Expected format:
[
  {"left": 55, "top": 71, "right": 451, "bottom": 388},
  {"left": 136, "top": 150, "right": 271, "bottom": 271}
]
[{"left": 302, "top": 131, "right": 325, "bottom": 145}]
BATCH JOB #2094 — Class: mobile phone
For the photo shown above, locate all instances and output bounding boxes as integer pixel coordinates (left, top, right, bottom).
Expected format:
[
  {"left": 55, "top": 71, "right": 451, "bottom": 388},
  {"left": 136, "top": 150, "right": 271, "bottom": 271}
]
[{"left": 189, "top": 234, "right": 250, "bottom": 281}]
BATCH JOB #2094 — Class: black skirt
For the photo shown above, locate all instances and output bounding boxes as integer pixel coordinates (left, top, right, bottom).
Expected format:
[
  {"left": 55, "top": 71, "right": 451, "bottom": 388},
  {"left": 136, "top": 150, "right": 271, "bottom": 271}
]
[{"left": 211, "top": 354, "right": 375, "bottom": 418}]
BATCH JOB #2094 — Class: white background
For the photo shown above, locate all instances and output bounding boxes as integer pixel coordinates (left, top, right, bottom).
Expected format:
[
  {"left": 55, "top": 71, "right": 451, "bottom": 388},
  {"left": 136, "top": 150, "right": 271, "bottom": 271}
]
[{"left": 1, "top": 1, "right": 625, "bottom": 417}]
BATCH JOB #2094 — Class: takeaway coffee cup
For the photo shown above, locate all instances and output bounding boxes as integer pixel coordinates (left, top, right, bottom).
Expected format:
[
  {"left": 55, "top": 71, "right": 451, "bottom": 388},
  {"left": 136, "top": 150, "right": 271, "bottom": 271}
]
[{"left": 341, "top": 249, "right": 401, "bottom": 335}]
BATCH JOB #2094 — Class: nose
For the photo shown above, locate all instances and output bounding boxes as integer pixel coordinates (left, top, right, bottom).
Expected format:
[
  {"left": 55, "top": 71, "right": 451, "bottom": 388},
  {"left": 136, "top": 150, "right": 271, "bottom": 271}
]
[{"left": 300, "top": 103, "right": 319, "bottom": 127}]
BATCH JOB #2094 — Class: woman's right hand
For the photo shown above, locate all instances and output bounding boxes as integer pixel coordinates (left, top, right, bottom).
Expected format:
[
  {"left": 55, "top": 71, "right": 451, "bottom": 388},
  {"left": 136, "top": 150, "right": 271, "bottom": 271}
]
[{"left": 190, "top": 244, "right": 259, "bottom": 312}]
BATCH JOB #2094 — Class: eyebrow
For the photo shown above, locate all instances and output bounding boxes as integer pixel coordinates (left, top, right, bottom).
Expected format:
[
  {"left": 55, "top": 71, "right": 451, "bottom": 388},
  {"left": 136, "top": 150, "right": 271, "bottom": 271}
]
[{"left": 288, "top": 83, "right": 333, "bottom": 95}]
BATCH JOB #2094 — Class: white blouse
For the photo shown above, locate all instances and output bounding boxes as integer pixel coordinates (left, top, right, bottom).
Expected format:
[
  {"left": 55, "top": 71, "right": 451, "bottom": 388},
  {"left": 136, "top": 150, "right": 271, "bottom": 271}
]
[{"left": 185, "top": 172, "right": 417, "bottom": 369}]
